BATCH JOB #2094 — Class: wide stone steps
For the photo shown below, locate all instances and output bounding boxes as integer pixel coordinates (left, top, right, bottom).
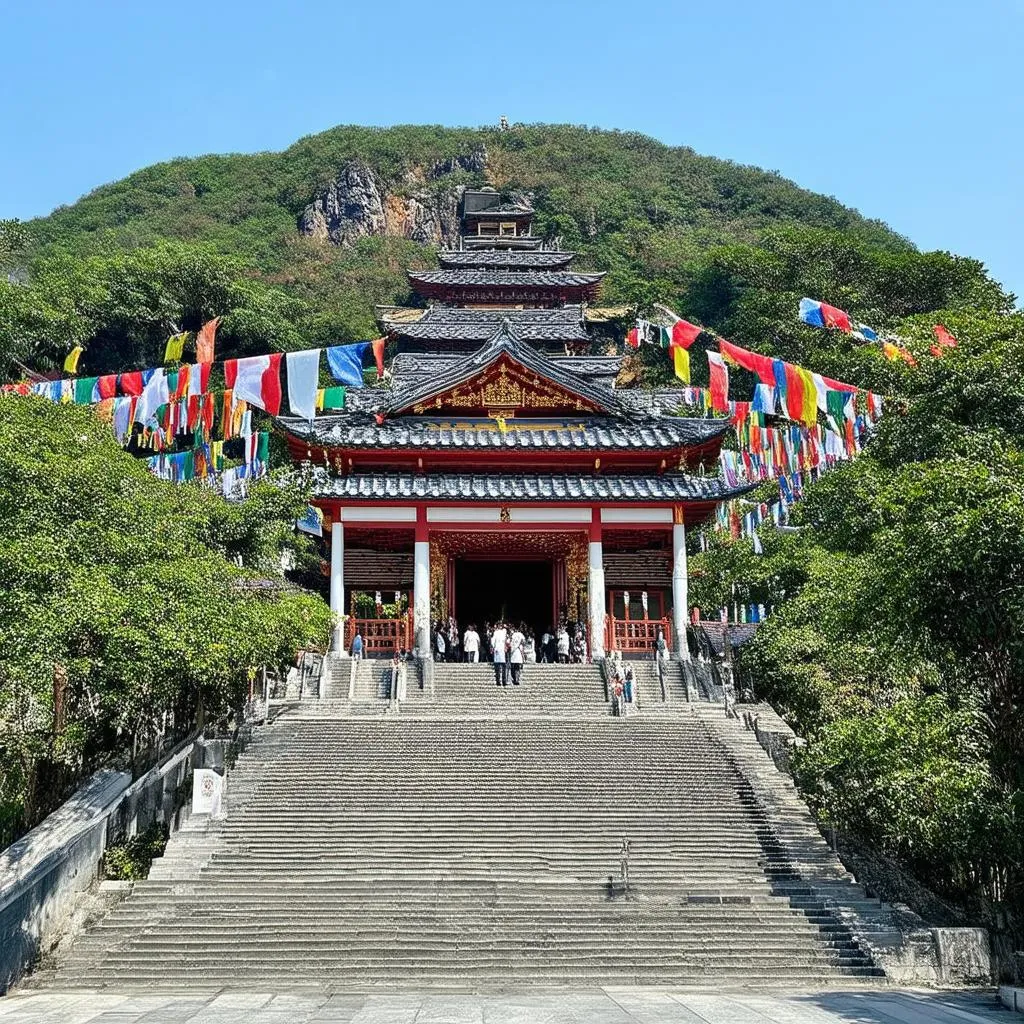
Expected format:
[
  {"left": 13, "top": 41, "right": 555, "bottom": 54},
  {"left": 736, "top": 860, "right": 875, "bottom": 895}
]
[{"left": 41, "top": 711, "right": 885, "bottom": 989}]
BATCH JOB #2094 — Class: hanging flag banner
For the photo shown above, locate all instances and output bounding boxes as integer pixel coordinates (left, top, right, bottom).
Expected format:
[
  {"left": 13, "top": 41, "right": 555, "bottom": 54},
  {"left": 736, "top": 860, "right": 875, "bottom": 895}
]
[
  {"left": 64, "top": 346, "right": 84, "bottom": 374},
  {"left": 224, "top": 353, "right": 283, "bottom": 416},
  {"left": 195, "top": 317, "right": 220, "bottom": 364},
  {"left": 326, "top": 343, "right": 370, "bottom": 387},
  {"left": 285, "top": 348, "right": 320, "bottom": 422},
  {"left": 163, "top": 332, "right": 188, "bottom": 364},
  {"left": 707, "top": 351, "right": 729, "bottom": 412}
]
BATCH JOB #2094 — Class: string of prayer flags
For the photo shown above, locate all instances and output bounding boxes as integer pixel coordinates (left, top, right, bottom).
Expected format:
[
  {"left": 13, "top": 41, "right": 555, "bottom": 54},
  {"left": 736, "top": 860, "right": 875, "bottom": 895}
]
[
  {"left": 326, "top": 342, "right": 370, "bottom": 387},
  {"left": 195, "top": 317, "right": 220, "bottom": 364},
  {"left": 285, "top": 348, "right": 321, "bottom": 421},
  {"left": 224, "top": 353, "right": 283, "bottom": 415},
  {"left": 64, "top": 346, "right": 84, "bottom": 374},
  {"left": 707, "top": 351, "right": 729, "bottom": 412},
  {"left": 163, "top": 332, "right": 188, "bottom": 364}
]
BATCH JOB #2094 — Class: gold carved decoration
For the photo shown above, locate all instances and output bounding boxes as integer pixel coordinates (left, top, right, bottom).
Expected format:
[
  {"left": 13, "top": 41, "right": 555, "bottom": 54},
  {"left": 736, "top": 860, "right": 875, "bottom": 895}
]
[
  {"left": 499, "top": 506, "right": 511, "bottom": 523},
  {"left": 409, "top": 355, "right": 600, "bottom": 416},
  {"left": 673, "top": 506, "right": 685, "bottom": 525}
]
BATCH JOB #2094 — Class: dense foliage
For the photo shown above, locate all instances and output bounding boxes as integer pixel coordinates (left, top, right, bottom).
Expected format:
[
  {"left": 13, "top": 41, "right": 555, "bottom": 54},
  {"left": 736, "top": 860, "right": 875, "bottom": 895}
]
[
  {"left": 2, "top": 123, "right": 1021, "bottom": 946},
  {"left": 0, "top": 399, "right": 330, "bottom": 846}
]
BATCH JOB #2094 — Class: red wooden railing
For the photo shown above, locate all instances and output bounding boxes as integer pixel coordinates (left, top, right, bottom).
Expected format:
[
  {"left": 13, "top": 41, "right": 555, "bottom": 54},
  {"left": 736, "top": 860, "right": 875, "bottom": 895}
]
[
  {"left": 346, "top": 615, "right": 412, "bottom": 655},
  {"left": 605, "top": 616, "right": 672, "bottom": 654}
]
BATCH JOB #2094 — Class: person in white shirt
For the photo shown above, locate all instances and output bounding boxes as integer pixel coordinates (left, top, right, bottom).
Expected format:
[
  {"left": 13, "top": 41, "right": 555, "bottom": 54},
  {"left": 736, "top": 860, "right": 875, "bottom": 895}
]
[
  {"left": 491, "top": 622, "right": 508, "bottom": 686},
  {"left": 508, "top": 625, "right": 526, "bottom": 685},
  {"left": 556, "top": 626, "right": 570, "bottom": 664},
  {"left": 463, "top": 624, "right": 480, "bottom": 663}
]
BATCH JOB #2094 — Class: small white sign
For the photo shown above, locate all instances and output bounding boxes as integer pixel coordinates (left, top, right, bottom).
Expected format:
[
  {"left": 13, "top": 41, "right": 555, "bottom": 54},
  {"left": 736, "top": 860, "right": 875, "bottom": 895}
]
[{"left": 192, "top": 769, "right": 224, "bottom": 816}]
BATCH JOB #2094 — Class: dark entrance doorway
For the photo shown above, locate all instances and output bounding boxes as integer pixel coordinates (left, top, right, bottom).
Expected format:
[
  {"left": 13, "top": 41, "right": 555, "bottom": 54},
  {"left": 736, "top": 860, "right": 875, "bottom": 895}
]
[{"left": 454, "top": 559, "right": 553, "bottom": 639}]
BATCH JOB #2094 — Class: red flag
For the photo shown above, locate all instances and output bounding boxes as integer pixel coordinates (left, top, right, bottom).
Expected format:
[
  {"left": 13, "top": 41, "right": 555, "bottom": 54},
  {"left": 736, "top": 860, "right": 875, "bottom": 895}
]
[
  {"left": 671, "top": 319, "right": 702, "bottom": 349},
  {"left": 933, "top": 324, "right": 957, "bottom": 348},
  {"left": 95, "top": 375, "right": 117, "bottom": 399},
  {"left": 820, "top": 302, "right": 852, "bottom": 332},
  {"left": 930, "top": 344, "right": 944, "bottom": 359},
  {"left": 371, "top": 337, "right": 386, "bottom": 378},
  {"left": 195, "top": 317, "right": 221, "bottom": 364},
  {"left": 718, "top": 337, "right": 775, "bottom": 385},
  {"left": 730, "top": 401, "right": 751, "bottom": 426},
  {"left": 784, "top": 363, "right": 805, "bottom": 422},
  {"left": 119, "top": 371, "right": 144, "bottom": 396},
  {"left": 626, "top": 327, "right": 640, "bottom": 349},
  {"left": 707, "top": 352, "right": 729, "bottom": 412},
  {"left": 224, "top": 353, "right": 283, "bottom": 415}
]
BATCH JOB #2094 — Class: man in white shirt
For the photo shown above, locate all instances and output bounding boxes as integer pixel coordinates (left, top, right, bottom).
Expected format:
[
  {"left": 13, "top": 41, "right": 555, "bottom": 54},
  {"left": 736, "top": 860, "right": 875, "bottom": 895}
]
[
  {"left": 491, "top": 622, "right": 508, "bottom": 686},
  {"left": 463, "top": 624, "right": 480, "bottom": 663},
  {"left": 508, "top": 626, "right": 525, "bottom": 685}
]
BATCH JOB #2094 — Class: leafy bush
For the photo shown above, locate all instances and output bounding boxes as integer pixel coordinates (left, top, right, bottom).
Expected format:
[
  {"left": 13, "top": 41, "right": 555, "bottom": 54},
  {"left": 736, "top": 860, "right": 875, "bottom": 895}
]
[{"left": 103, "top": 823, "right": 169, "bottom": 881}]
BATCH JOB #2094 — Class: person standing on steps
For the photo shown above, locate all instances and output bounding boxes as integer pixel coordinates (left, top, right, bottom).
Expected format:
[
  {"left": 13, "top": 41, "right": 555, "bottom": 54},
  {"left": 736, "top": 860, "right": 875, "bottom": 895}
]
[
  {"left": 351, "top": 630, "right": 363, "bottom": 661},
  {"left": 509, "top": 623, "right": 525, "bottom": 685},
  {"left": 556, "top": 625, "right": 570, "bottom": 664},
  {"left": 434, "top": 624, "right": 446, "bottom": 663},
  {"left": 463, "top": 623, "right": 480, "bottom": 663},
  {"left": 491, "top": 620, "right": 508, "bottom": 686}
]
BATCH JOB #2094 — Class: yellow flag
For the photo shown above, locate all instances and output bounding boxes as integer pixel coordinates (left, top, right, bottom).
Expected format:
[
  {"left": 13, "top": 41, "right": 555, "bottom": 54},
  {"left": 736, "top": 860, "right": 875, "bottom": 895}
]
[
  {"left": 797, "top": 366, "right": 817, "bottom": 426},
  {"left": 64, "top": 346, "right": 84, "bottom": 373},
  {"left": 164, "top": 332, "right": 188, "bottom": 364},
  {"left": 316, "top": 388, "right": 325, "bottom": 412},
  {"left": 671, "top": 344, "right": 690, "bottom": 383}
]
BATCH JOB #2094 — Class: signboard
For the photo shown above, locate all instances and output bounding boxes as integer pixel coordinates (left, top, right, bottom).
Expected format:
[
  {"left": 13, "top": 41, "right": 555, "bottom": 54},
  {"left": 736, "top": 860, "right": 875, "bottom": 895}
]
[{"left": 191, "top": 768, "right": 224, "bottom": 816}]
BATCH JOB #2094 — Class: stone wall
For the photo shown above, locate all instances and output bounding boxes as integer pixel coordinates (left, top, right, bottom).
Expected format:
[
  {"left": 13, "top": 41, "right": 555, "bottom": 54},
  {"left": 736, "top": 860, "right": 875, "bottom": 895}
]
[{"left": 0, "top": 736, "right": 230, "bottom": 993}]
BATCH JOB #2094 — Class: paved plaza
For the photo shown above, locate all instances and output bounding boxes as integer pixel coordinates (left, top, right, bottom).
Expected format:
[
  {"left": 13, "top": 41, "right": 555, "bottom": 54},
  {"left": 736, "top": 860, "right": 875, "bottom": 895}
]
[{"left": 0, "top": 988, "right": 1013, "bottom": 1023}]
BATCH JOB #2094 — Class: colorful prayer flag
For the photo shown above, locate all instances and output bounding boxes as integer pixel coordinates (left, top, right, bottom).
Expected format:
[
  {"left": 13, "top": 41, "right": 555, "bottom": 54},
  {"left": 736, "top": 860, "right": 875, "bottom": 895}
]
[
  {"left": 625, "top": 327, "right": 640, "bottom": 349},
  {"left": 798, "top": 298, "right": 825, "bottom": 329},
  {"left": 671, "top": 319, "right": 702, "bottom": 349},
  {"left": 322, "top": 386, "right": 346, "bottom": 411},
  {"left": 671, "top": 344, "right": 690, "bottom": 383},
  {"left": 64, "top": 346, "right": 84, "bottom": 373},
  {"left": 163, "top": 332, "right": 188, "bottom": 364},
  {"left": 224, "top": 353, "right": 283, "bottom": 416},
  {"left": 820, "top": 302, "right": 852, "bottom": 333},
  {"left": 326, "top": 343, "right": 370, "bottom": 387},
  {"left": 371, "top": 337, "right": 386, "bottom": 378},
  {"left": 195, "top": 317, "right": 220, "bottom": 364},
  {"left": 933, "top": 324, "right": 957, "bottom": 348},
  {"left": 707, "top": 351, "right": 729, "bottom": 413},
  {"left": 286, "top": 348, "right": 321, "bottom": 421}
]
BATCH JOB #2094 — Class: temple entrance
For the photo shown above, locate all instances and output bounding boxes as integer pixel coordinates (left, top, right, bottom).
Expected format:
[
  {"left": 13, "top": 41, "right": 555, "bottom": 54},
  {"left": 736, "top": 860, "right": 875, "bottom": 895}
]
[{"left": 454, "top": 559, "right": 554, "bottom": 639}]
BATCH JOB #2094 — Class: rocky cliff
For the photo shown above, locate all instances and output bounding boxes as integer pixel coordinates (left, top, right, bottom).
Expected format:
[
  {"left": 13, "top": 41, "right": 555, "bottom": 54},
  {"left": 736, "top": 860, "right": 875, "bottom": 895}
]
[{"left": 298, "top": 146, "right": 489, "bottom": 248}]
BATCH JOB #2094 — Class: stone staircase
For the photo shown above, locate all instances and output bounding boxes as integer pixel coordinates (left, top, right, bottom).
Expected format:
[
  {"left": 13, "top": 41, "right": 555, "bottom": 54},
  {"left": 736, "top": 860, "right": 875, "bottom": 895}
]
[{"left": 37, "top": 705, "right": 888, "bottom": 992}]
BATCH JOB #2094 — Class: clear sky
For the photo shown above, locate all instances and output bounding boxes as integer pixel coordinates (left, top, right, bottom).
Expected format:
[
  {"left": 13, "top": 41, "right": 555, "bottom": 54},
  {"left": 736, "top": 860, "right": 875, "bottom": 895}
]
[{"left": 2, "top": 0, "right": 1022, "bottom": 301}]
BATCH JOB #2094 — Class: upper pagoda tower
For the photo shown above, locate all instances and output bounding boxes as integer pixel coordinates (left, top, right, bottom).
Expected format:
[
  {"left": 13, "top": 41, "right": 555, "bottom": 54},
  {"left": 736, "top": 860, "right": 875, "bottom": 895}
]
[{"left": 381, "top": 188, "right": 603, "bottom": 352}]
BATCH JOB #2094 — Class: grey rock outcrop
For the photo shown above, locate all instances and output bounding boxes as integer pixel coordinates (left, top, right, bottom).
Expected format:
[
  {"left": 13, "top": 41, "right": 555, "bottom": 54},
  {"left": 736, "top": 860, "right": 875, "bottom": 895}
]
[{"left": 298, "top": 144, "right": 488, "bottom": 248}]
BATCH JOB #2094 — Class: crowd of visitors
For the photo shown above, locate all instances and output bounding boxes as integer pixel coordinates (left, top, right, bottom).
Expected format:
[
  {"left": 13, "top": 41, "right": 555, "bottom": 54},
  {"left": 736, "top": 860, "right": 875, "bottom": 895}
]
[{"left": 429, "top": 617, "right": 590, "bottom": 684}]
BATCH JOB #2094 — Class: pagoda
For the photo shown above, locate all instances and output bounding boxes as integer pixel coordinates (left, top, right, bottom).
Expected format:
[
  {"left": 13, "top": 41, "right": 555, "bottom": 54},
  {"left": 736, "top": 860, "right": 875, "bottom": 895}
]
[{"left": 279, "top": 188, "right": 750, "bottom": 658}]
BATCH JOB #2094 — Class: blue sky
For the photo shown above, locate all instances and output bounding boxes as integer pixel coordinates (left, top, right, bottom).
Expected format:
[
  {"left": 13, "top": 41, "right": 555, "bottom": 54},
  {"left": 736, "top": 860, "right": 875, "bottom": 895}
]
[{"left": 2, "top": 0, "right": 1022, "bottom": 301}]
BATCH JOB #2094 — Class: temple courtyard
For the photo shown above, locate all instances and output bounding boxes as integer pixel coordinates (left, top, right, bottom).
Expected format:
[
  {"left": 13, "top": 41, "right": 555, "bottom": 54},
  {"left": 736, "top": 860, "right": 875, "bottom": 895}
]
[{"left": 0, "top": 987, "right": 1014, "bottom": 1022}]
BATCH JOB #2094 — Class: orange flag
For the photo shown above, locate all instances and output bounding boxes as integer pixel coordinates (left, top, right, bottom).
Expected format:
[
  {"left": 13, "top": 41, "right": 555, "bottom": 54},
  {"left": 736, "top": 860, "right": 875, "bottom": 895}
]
[
  {"left": 371, "top": 337, "right": 386, "bottom": 378},
  {"left": 195, "top": 317, "right": 221, "bottom": 364}
]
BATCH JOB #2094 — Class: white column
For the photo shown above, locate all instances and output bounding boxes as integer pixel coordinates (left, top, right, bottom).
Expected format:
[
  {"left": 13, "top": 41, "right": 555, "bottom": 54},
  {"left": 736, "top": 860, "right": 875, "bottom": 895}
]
[
  {"left": 413, "top": 539, "right": 431, "bottom": 659},
  {"left": 672, "top": 520, "right": 690, "bottom": 659},
  {"left": 330, "top": 521, "right": 345, "bottom": 654},
  {"left": 588, "top": 537, "right": 606, "bottom": 660}
]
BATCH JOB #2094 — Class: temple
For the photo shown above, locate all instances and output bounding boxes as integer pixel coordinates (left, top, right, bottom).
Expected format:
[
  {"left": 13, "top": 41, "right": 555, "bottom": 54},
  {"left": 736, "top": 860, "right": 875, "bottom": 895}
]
[{"left": 279, "top": 188, "right": 751, "bottom": 658}]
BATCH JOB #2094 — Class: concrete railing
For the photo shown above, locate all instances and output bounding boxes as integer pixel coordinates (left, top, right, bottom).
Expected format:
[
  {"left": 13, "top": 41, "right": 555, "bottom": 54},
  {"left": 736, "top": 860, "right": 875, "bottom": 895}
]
[{"left": 0, "top": 734, "right": 231, "bottom": 993}]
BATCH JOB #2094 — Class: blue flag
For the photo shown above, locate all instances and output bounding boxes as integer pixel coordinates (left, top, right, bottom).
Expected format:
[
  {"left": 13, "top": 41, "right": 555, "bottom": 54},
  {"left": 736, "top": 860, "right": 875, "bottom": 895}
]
[
  {"left": 799, "top": 298, "right": 825, "bottom": 328},
  {"left": 326, "top": 343, "right": 370, "bottom": 387}
]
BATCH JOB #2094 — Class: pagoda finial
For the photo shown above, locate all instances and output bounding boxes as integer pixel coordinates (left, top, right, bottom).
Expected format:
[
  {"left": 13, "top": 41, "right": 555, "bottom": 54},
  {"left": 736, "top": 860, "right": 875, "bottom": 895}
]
[{"left": 499, "top": 115, "right": 509, "bottom": 131}]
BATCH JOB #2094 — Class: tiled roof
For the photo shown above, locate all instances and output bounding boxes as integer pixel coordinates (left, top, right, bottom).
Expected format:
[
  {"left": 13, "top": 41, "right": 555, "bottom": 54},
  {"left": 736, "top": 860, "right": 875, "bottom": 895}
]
[
  {"left": 309, "top": 470, "right": 750, "bottom": 504},
  {"left": 383, "top": 321, "right": 624, "bottom": 416},
  {"left": 437, "top": 250, "right": 576, "bottom": 269},
  {"left": 280, "top": 415, "right": 731, "bottom": 452},
  {"left": 389, "top": 352, "right": 619, "bottom": 390},
  {"left": 390, "top": 304, "right": 589, "bottom": 343},
  {"left": 408, "top": 270, "right": 605, "bottom": 289},
  {"left": 463, "top": 204, "right": 533, "bottom": 217}
]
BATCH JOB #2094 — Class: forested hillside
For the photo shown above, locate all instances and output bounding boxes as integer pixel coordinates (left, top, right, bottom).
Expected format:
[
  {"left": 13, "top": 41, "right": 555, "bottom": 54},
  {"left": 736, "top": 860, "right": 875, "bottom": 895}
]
[{"left": 1, "top": 123, "right": 1021, "bottom": 961}]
